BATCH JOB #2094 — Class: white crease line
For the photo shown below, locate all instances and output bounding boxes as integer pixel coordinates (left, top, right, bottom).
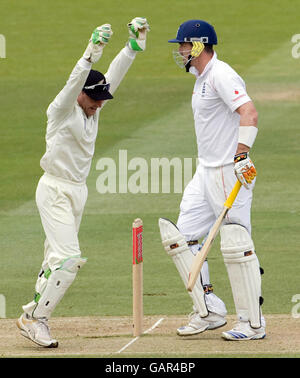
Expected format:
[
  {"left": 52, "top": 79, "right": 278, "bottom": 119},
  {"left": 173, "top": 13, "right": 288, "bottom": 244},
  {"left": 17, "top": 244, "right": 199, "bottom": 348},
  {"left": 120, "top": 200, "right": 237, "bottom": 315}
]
[
  {"left": 143, "top": 317, "right": 164, "bottom": 334},
  {"left": 116, "top": 317, "right": 164, "bottom": 354},
  {"left": 117, "top": 336, "right": 140, "bottom": 354}
]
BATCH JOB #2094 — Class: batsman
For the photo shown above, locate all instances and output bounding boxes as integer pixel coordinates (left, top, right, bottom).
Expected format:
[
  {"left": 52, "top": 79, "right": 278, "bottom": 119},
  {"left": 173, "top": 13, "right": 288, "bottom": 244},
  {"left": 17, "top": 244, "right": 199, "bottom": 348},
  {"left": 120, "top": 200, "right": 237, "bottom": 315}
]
[
  {"left": 17, "top": 17, "right": 150, "bottom": 347},
  {"left": 159, "top": 20, "right": 266, "bottom": 340}
]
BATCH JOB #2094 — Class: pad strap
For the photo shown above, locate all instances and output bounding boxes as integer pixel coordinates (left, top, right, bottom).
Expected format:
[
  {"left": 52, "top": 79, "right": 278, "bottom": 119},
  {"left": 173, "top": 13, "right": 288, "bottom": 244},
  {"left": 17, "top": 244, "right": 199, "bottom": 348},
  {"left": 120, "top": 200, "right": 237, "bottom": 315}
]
[{"left": 187, "top": 240, "right": 198, "bottom": 246}]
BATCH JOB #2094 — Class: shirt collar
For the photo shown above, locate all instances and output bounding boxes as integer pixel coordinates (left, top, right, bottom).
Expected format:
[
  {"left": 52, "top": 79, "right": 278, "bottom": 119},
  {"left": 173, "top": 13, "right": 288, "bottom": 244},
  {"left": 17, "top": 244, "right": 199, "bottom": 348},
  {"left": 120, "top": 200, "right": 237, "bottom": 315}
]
[{"left": 200, "top": 51, "right": 217, "bottom": 77}]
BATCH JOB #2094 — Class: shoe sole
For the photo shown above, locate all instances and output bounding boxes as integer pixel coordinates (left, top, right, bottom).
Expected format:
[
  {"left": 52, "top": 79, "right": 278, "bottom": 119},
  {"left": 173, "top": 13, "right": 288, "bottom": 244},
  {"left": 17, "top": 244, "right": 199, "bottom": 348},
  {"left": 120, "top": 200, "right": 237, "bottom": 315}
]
[
  {"left": 207, "top": 320, "right": 227, "bottom": 330},
  {"left": 222, "top": 332, "right": 266, "bottom": 341},
  {"left": 177, "top": 323, "right": 210, "bottom": 336},
  {"left": 177, "top": 320, "right": 227, "bottom": 336},
  {"left": 16, "top": 318, "right": 59, "bottom": 348}
]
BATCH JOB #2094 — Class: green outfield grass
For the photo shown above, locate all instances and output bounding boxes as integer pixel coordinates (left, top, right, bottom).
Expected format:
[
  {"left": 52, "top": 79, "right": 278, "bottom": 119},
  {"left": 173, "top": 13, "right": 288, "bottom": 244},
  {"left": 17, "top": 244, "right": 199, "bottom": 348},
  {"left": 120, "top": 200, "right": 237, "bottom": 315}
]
[{"left": 0, "top": 0, "right": 299, "bottom": 334}]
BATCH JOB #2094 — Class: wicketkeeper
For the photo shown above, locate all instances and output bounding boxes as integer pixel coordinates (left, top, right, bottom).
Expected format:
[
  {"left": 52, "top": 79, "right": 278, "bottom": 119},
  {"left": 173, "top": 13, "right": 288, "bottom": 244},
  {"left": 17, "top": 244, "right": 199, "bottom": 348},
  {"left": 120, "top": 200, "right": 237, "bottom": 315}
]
[
  {"left": 159, "top": 20, "right": 266, "bottom": 340},
  {"left": 17, "top": 17, "right": 150, "bottom": 347}
]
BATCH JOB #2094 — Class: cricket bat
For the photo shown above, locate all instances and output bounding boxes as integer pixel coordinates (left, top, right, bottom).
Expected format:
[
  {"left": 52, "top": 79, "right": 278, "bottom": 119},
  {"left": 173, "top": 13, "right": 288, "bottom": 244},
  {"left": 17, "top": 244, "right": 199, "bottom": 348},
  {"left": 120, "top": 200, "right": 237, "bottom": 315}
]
[{"left": 187, "top": 180, "right": 242, "bottom": 292}]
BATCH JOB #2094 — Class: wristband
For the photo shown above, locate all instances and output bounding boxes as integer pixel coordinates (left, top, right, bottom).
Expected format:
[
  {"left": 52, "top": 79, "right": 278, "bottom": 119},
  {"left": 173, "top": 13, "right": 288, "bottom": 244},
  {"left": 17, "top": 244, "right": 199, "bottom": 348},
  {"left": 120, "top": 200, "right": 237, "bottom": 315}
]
[
  {"left": 238, "top": 126, "right": 258, "bottom": 148},
  {"left": 234, "top": 152, "right": 248, "bottom": 163}
]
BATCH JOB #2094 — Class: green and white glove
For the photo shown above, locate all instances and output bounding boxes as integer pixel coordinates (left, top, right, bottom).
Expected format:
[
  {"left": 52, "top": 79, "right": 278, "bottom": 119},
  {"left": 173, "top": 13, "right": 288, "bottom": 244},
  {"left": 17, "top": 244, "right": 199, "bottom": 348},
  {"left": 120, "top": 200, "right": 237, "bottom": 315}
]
[
  {"left": 127, "top": 17, "right": 150, "bottom": 52},
  {"left": 83, "top": 24, "right": 113, "bottom": 63}
]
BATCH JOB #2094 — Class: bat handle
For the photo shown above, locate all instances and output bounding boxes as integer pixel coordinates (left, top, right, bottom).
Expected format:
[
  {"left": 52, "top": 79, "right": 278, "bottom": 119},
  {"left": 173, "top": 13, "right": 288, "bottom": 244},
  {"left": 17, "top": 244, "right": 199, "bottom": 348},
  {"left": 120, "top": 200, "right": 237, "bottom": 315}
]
[{"left": 224, "top": 181, "right": 242, "bottom": 209}]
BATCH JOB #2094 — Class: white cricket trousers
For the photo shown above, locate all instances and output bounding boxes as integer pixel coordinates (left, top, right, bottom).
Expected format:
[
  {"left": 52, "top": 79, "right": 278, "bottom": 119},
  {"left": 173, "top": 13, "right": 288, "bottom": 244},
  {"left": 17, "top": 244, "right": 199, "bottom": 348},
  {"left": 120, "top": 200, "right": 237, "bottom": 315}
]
[
  {"left": 177, "top": 163, "right": 254, "bottom": 241},
  {"left": 35, "top": 173, "right": 88, "bottom": 272}
]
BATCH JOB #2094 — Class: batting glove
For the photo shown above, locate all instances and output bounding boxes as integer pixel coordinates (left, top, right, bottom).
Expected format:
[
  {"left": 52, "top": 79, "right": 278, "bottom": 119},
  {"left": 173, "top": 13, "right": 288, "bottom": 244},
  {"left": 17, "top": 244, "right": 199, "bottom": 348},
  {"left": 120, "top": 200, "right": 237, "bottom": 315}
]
[
  {"left": 127, "top": 17, "right": 150, "bottom": 52},
  {"left": 83, "top": 24, "right": 113, "bottom": 63},
  {"left": 234, "top": 152, "right": 257, "bottom": 189}
]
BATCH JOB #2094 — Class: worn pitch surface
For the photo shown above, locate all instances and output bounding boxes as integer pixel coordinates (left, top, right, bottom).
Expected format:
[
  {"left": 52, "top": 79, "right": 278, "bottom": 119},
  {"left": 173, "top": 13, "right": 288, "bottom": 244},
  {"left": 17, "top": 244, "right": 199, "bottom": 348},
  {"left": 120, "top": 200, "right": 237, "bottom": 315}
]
[{"left": 0, "top": 314, "right": 299, "bottom": 357}]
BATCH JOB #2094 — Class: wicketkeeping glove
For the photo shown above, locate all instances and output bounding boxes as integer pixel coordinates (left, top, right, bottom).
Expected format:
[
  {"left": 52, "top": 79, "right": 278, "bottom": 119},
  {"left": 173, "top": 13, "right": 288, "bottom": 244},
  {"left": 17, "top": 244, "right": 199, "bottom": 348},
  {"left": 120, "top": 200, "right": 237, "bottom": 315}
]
[
  {"left": 127, "top": 17, "right": 150, "bottom": 52},
  {"left": 83, "top": 24, "right": 113, "bottom": 63},
  {"left": 234, "top": 152, "right": 257, "bottom": 189}
]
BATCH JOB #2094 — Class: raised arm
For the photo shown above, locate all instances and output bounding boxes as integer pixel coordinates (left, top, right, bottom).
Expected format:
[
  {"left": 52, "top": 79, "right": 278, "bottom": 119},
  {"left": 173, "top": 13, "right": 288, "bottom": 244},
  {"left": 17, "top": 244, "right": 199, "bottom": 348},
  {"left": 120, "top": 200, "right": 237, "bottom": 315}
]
[
  {"left": 104, "top": 17, "right": 150, "bottom": 97},
  {"left": 47, "top": 24, "right": 113, "bottom": 120}
]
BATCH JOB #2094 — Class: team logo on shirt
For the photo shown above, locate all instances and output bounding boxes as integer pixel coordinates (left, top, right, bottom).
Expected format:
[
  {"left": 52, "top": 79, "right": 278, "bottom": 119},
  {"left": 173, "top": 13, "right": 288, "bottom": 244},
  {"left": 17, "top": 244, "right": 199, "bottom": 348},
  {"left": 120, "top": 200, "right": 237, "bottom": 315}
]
[
  {"left": 233, "top": 89, "right": 246, "bottom": 102},
  {"left": 201, "top": 82, "right": 206, "bottom": 97}
]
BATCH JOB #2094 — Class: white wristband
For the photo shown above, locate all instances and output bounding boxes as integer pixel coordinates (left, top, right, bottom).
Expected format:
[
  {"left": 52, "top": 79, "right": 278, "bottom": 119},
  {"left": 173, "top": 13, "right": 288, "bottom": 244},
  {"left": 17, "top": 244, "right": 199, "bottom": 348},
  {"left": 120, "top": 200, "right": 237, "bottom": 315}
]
[{"left": 238, "top": 126, "right": 258, "bottom": 148}]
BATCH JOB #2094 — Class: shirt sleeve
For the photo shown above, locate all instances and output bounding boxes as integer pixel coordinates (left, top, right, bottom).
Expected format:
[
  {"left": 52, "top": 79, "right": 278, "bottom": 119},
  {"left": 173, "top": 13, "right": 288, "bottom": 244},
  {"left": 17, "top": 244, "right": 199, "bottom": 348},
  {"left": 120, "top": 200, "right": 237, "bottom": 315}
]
[
  {"left": 47, "top": 58, "right": 92, "bottom": 121},
  {"left": 104, "top": 45, "right": 137, "bottom": 96},
  {"left": 213, "top": 63, "right": 251, "bottom": 112}
]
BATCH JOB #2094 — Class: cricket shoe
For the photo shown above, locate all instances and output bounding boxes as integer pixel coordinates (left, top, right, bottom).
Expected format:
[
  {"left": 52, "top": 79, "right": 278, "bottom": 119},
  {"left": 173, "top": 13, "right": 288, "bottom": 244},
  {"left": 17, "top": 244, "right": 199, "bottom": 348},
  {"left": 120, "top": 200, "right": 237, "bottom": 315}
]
[
  {"left": 177, "top": 311, "right": 227, "bottom": 336},
  {"left": 222, "top": 318, "right": 266, "bottom": 341},
  {"left": 17, "top": 313, "right": 58, "bottom": 348}
]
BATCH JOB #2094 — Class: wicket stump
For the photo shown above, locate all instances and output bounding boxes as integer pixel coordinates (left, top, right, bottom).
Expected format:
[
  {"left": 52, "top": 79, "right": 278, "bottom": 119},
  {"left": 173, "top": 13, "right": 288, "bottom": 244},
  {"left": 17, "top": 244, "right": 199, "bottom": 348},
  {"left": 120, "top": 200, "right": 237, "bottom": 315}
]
[{"left": 132, "top": 218, "right": 143, "bottom": 337}]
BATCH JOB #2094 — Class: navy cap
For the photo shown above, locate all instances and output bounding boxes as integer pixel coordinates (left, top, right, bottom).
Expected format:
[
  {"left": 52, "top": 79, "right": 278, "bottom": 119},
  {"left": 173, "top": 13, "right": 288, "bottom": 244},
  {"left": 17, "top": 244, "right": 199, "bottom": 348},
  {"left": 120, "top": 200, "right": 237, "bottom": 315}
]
[{"left": 82, "top": 70, "right": 113, "bottom": 101}]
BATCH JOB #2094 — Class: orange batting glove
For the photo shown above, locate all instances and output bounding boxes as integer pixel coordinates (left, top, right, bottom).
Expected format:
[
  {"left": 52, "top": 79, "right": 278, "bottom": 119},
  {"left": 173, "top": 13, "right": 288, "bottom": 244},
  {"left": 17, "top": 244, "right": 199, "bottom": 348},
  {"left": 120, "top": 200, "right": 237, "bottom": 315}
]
[{"left": 234, "top": 152, "right": 257, "bottom": 189}]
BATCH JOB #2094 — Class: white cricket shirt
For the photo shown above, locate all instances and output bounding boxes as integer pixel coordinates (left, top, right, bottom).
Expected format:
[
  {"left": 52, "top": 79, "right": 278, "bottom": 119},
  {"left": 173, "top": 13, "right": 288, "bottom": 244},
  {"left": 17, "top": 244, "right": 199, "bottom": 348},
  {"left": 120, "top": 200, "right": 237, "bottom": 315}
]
[
  {"left": 192, "top": 52, "right": 251, "bottom": 167},
  {"left": 40, "top": 46, "right": 136, "bottom": 183}
]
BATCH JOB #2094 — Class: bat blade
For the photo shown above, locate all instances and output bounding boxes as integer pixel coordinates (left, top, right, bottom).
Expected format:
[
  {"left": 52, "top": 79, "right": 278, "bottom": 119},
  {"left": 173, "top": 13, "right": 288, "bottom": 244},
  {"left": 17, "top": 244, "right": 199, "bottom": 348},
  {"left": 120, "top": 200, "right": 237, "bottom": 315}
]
[{"left": 187, "top": 180, "right": 242, "bottom": 292}]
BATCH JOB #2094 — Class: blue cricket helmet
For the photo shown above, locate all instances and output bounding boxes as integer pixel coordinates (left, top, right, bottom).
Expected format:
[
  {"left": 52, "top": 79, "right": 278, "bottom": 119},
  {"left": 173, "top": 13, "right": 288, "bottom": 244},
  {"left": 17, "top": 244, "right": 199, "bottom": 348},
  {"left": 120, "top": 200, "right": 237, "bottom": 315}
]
[{"left": 168, "top": 20, "right": 217, "bottom": 44}]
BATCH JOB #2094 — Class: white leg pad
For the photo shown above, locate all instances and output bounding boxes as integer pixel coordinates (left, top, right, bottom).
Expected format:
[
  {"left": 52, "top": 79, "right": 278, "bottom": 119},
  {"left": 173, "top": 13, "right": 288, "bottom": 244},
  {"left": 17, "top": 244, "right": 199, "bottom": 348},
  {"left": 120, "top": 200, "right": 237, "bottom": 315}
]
[
  {"left": 159, "top": 218, "right": 208, "bottom": 317},
  {"left": 220, "top": 224, "right": 262, "bottom": 328},
  {"left": 23, "top": 256, "right": 87, "bottom": 319}
]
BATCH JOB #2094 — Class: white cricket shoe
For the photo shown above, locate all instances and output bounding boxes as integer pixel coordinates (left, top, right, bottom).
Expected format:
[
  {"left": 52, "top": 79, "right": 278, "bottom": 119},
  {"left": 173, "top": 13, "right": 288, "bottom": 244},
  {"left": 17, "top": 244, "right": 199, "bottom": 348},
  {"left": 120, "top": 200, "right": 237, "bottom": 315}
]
[
  {"left": 177, "top": 311, "right": 227, "bottom": 336},
  {"left": 222, "top": 319, "right": 266, "bottom": 341},
  {"left": 17, "top": 313, "right": 58, "bottom": 348}
]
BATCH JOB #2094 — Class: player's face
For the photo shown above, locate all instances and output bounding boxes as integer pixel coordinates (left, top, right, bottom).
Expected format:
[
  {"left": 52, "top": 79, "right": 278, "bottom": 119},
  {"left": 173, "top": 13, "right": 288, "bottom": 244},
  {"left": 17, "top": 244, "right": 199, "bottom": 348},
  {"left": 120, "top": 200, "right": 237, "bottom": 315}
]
[
  {"left": 78, "top": 92, "right": 104, "bottom": 117},
  {"left": 178, "top": 43, "right": 192, "bottom": 64}
]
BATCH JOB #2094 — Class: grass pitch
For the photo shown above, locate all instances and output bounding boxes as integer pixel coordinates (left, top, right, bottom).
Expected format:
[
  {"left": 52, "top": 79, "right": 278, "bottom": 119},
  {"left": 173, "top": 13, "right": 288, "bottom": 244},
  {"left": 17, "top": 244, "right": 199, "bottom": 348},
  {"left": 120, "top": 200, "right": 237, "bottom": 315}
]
[{"left": 0, "top": 0, "right": 299, "bottom": 358}]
